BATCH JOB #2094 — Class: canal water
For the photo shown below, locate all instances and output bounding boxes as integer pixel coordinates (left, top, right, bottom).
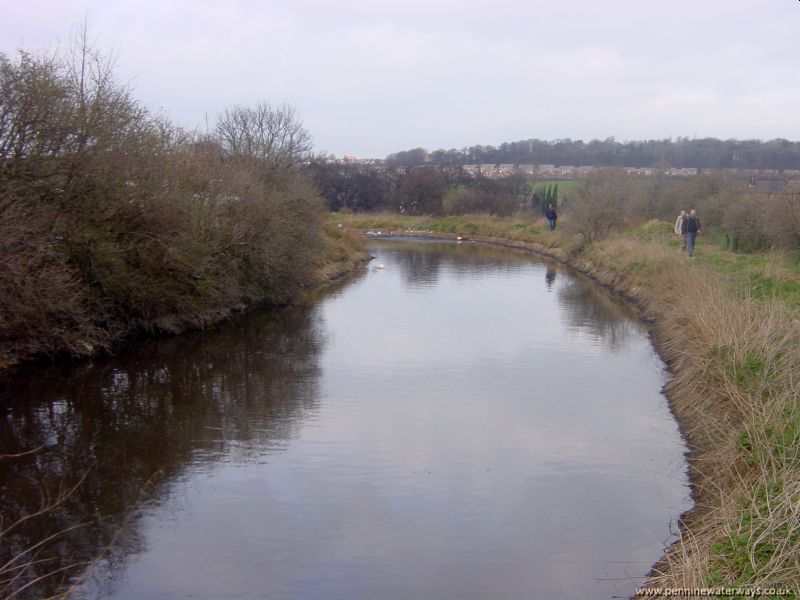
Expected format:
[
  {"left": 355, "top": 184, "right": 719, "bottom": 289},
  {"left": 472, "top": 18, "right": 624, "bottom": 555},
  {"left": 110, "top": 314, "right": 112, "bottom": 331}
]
[{"left": 0, "top": 239, "right": 690, "bottom": 599}]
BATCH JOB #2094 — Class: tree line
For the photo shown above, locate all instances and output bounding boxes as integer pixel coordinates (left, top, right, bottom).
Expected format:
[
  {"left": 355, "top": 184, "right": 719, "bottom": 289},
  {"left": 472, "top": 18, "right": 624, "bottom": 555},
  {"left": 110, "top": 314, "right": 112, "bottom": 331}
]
[
  {"left": 308, "top": 162, "right": 532, "bottom": 216},
  {"left": 385, "top": 137, "right": 800, "bottom": 170}
]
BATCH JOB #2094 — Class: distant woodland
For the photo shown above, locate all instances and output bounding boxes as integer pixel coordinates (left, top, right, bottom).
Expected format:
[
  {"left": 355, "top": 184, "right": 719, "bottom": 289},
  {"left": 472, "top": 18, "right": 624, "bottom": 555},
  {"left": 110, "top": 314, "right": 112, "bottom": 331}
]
[{"left": 384, "top": 138, "right": 800, "bottom": 170}]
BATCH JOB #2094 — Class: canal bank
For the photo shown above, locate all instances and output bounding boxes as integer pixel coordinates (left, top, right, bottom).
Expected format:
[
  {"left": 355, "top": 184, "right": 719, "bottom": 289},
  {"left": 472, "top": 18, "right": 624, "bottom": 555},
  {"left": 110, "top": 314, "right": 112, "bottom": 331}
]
[
  {"left": 0, "top": 226, "right": 370, "bottom": 372},
  {"left": 333, "top": 213, "right": 799, "bottom": 595}
]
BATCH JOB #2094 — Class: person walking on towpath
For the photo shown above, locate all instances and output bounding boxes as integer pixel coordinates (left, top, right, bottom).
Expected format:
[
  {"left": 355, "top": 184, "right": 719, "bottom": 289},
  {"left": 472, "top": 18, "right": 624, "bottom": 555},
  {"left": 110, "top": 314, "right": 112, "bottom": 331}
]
[
  {"left": 681, "top": 209, "right": 702, "bottom": 257},
  {"left": 545, "top": 204, "right": 558, "bottom": 231},
  {"left": 674, "top": 210, "right": 688, "bottom": 250}
]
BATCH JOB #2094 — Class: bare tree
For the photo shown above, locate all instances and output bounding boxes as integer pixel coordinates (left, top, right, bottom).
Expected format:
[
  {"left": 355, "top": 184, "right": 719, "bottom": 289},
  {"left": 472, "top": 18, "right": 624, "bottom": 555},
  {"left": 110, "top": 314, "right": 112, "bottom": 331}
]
[
  {"left": 570, "top": 168, "right": 639, "bottom": 242},
  {"left": 215, "top": 102, "right": 312, "bottom": 169},
  {"left": 392, "top": 167, "right": 447, "bottom": 215},
  {"left": 764, "top": 189, "right": 800, "bottom": 253}
]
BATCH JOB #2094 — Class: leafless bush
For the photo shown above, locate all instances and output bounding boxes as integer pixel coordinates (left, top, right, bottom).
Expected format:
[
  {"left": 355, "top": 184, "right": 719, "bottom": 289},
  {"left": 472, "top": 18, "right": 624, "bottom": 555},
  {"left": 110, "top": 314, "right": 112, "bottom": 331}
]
[
  {"left": 392, "top": 167, "right": 447, "bottom": 214},
  {"left": 568, "top": 168, "right": 642, "bottom": 242},
  {"left": 719, "top": 195, "right": 771, "bottom": 252},
  {"left": 441, "top": 185, "right": 516, "bottom": 216},
  {"left": 763, "top": 193, "right": 800, "bottom": 253},
  {"left": 639, "top": 174, "right": 735, "bottom": 222},
  {"left": 0, "top": 194, "right": 107, "bottom": 363},
  {"left": 0, "top": 38, "right": 327, "bottom": 364}
]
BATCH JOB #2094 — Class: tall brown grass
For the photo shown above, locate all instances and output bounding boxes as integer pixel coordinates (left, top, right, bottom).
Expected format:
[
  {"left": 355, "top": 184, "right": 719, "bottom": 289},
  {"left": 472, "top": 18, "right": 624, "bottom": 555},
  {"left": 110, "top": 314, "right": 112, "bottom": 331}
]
[{"left": 584, "top": 235, "right": 799, "bottom": 593}]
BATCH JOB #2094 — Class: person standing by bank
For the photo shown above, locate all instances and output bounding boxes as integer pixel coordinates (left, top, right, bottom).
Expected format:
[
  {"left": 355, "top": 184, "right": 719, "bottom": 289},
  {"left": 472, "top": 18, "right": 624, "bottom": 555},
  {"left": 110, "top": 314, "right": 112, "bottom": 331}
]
[
  {"left": 545, "top": 204, "right": 558, "bottom": 231},
  {"left": 674, "top": 210, "right": 688, "bottom": 250},
  {"left": 681, "top": 209, "right": 702, "bottom": 257}
]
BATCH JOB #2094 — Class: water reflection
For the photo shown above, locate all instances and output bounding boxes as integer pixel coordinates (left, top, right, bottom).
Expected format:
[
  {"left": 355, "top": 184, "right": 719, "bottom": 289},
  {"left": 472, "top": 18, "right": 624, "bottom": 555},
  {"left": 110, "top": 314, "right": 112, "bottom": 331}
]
[
  {"left": 0, "top": 306, "right": 325, "bottom": 598},
  {"left": 557, "top": 276, "right": 637, "bottom": 351},
  {"left": 545, "top": 266, "right": 557, "bottom": 289},
  {"left": 378, "top": 238, "right": 533, "bottom": 290},
  {"left": 0, "top": 240, "right": 688, "bottom": 600}
]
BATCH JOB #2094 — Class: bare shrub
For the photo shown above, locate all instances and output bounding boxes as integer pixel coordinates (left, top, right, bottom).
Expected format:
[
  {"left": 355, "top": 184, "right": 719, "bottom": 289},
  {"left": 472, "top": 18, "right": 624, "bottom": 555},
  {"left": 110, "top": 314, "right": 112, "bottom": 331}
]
[
  {"left": 0, "top": 38, "right": 329, "bottom": 364},
  {"left": 0, "top": 194, "right": 107, "bottom": 363},
  {"left": 639, "top": 174, "right": 733, "bottom": 222},
  {"left": 392, "top": 167, "right": 447, "bottom": 215},
  {"left": 442, "top": 185, "right": 516, "bottom": 216},
  {"left": 568, "top": 168, "right": 642, "bottom": 242},
  {"left": 719, "top": 195, "right": 771, "bottom": 252},
  {"left": 764, "top": 193, "right": 800, "bottom": 253}
]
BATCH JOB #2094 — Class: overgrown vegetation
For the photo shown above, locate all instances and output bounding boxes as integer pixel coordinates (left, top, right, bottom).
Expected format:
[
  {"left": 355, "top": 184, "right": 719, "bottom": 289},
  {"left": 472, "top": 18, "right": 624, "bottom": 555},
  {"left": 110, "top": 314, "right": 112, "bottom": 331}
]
[{"left": 0, "top": 39, "right": 364, "bottom": 368}]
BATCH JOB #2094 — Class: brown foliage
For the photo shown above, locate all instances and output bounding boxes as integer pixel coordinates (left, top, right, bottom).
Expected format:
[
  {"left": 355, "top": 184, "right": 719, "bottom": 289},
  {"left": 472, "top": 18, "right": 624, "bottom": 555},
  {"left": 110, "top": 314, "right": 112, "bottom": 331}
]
[
  {"left": 392, "top": 167, "right": 447, "bottom": 215},
  {"left": 441, "top": 185, "right": 516, "bottom": 216},
  {"left": 764, "top": 193, "right": 800, "bottom": 253},
  {"left": 569, "top": 168, "right": 642, "bottom": 242},
  {"left": 571, "top": 171, "right": 797, "bottom": 255},
  {"left": 0, "top": 42, "right": 326, "bottom": 365}
]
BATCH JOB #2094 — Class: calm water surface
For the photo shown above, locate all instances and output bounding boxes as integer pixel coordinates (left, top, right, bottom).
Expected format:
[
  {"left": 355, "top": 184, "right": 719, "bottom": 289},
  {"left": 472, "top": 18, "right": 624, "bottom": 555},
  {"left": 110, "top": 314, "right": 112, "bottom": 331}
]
[{"left": 0, "top": 239, "right": 690, "bottom": 599}]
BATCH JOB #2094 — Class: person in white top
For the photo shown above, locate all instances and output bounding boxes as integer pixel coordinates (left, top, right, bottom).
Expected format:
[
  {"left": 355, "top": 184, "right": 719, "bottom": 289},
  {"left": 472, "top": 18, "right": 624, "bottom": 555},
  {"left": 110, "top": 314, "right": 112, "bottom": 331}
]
[{"left": 674, "top": 210, "right": 688, "bottom": 250}]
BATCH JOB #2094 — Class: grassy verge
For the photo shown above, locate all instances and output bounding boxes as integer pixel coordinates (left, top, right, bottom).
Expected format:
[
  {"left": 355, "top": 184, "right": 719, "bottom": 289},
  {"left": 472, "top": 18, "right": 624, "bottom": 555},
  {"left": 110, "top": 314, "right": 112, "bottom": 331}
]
[
  {"left": 332, "top": 211, "right": 800, "bottom": 597},
  {"left": 328, "top": 211, "right": 567, "bottom": 246},
  {"left": 312, "top": 222, "right": 372, "bottom": 283},
  {"left": 692, "top": 249, "right": 800, "bottom": 310}
]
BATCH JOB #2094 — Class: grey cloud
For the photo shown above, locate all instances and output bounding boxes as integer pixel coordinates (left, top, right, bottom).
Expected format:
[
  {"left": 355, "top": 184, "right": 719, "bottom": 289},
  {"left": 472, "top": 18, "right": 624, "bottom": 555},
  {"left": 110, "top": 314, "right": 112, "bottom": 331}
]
[{"left": 2, "top": 0, "right": 798, "bottom": 156}]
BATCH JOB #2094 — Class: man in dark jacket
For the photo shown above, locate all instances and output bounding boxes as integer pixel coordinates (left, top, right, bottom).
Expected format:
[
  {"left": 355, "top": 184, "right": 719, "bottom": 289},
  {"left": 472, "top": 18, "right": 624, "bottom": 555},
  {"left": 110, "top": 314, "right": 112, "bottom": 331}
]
[
  {"left": 681, "top": 209, "right": 702, "bottom": 257},
  {"left": 545, "top": 204, "right": 557, "bottom": 231}
]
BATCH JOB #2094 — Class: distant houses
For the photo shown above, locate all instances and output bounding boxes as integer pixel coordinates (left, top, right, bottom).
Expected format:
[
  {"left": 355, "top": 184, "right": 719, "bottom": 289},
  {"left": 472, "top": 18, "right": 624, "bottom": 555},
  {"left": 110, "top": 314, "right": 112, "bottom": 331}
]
[
  {"left": 626, "top": 167, "right": 654, "bottom": 177},
  {"left": 666, "top": 167, "right": 698, "bottom": 176},
  {"left": 322, "top": 156, "right": 800, "bottom": 185}
]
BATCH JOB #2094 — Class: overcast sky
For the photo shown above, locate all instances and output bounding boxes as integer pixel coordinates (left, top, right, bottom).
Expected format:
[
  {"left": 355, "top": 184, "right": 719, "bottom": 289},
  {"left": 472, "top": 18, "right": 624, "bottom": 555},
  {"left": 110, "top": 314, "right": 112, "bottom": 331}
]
[{"left": 2, "top": 0, "right": 798, "bottom": 157}]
